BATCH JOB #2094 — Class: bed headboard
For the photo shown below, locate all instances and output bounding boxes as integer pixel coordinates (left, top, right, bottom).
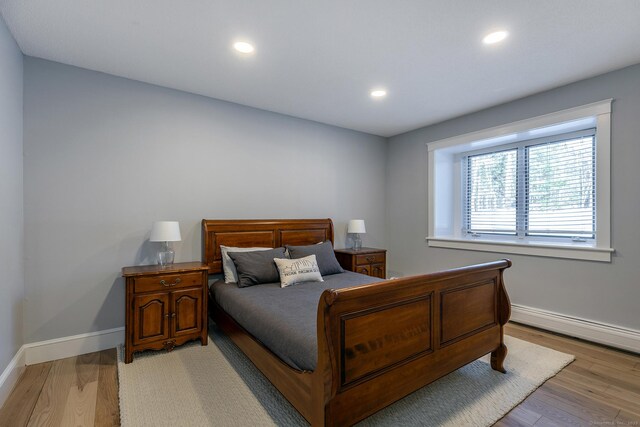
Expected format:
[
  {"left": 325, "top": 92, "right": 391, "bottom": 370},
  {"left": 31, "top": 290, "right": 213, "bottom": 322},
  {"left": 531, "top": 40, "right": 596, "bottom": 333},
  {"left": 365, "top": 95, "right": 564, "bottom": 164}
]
[{"left": 201, "top": 218, "right": 335, "bottom": 274}]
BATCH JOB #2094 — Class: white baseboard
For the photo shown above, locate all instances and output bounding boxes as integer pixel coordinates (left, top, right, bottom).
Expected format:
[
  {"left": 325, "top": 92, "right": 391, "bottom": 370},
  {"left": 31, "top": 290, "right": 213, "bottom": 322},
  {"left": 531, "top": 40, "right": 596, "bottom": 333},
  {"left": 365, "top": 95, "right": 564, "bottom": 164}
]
[
  {"left": 24, "top": 327, "right": 125, "bottom": 366},
  {"left": 511, "top": 304, "right": 640, "bottom": 354},
  {"left": 0, "top": 347, "right": 26, "bottom": 408},
  {"left": 0, "top": 327, "right": 125, "bottom": 408}
]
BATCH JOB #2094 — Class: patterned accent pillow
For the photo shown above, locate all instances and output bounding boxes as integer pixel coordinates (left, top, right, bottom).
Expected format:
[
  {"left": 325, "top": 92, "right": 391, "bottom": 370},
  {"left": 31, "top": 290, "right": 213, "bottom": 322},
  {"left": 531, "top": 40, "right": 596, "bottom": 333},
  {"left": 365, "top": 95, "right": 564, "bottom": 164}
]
[{"left": 274, "top": 255, "right": 324, "bottom": 288}]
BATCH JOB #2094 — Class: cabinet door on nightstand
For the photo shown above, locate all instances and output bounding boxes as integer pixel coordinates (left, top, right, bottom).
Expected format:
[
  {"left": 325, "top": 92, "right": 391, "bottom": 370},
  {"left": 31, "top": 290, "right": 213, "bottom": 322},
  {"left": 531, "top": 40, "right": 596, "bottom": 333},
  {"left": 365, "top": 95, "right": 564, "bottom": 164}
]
[
  {"left": 371, "top": 264, "right": 386, "bottom": 279},
  {"left": 171, "top": 288, "right": 203, "bottom": 337},
  {"left": 133, "top": 292, "right": 170, "bottom": 345}
]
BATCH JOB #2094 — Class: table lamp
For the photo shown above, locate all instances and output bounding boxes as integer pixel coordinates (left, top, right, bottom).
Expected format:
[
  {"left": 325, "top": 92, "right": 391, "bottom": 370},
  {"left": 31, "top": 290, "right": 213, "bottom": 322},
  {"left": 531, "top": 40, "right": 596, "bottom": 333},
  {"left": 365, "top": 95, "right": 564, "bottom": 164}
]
[
  {"left": 150, "top": 221, "right": 181, "bottom": 267},
  {"left": 347, "top": 219, "right": 366, "bottom": 251}
]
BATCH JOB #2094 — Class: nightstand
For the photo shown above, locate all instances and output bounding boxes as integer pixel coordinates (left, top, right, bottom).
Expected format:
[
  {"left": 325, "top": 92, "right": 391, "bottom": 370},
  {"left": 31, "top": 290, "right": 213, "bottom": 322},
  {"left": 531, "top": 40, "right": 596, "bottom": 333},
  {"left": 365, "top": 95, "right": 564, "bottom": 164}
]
[
  {"left": 334, "top": 247, "right": 387, "bottom": 279},
  {"left": 122, "top": 262, "right": 209, "bottom": 363}
]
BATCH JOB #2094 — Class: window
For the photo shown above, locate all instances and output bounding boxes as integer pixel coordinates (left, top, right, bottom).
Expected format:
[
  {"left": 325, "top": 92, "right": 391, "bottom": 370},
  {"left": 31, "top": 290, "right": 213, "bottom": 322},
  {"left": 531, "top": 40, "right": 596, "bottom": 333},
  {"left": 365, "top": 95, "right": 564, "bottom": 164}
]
[
  {"left": 465, "top": 148, "right": 518, "bottom": 235},
  {"left": 464, "top": 129, "right": 596, "bottom": 240},
  {"left": 427, "top": 100, "right": 613, "bottom": 262}
]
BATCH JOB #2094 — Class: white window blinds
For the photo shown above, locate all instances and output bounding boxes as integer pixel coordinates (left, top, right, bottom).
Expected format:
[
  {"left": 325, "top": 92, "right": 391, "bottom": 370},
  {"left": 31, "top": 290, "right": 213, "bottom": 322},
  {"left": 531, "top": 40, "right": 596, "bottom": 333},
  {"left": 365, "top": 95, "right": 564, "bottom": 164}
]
[
  {"left": 465, "top": 149, "right": 517, "bottom": 234},
  {"left": 525, "top": 133, "right": 595, "bottom": 238},
  {"left": 464, "top": 129, "right": 596, "bottom": 239}
]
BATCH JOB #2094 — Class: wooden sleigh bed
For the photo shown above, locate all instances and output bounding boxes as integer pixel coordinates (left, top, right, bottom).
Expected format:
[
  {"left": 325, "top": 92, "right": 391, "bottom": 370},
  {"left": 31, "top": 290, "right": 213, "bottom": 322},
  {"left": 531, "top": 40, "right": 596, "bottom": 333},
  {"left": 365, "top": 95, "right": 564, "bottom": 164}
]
[{"left": 202, "top": 218, "right": 512, "bottom": 426}]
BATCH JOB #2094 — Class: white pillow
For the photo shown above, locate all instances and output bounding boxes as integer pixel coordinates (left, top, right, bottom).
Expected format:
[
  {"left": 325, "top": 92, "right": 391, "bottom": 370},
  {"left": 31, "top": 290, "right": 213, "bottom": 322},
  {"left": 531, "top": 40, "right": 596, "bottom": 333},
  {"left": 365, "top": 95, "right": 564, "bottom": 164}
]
[
  {"left": 274, "top": 255, "right": 324, "bottom": 288},
  {"left": 220, "top": 246, "right": 271, "bottom": 283}
]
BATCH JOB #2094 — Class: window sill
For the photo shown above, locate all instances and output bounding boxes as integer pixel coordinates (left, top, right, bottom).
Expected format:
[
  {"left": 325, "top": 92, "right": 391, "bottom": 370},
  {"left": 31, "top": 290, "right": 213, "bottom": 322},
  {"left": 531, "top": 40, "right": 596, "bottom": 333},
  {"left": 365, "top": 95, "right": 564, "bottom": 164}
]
[{"left": 426, "top": 237, "right": 613, "bottom": 262}]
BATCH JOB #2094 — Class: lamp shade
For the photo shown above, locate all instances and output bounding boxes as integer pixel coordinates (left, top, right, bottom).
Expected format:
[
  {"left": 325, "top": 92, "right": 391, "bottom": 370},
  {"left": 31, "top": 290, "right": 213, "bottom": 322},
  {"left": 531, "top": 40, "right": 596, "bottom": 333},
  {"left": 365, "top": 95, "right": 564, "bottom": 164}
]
[
  {"left": 149, "top": 221, "right": 181, "bottom": 242},
  {"left": 347, "top": 219, "right": 366, "bottom": 234}
]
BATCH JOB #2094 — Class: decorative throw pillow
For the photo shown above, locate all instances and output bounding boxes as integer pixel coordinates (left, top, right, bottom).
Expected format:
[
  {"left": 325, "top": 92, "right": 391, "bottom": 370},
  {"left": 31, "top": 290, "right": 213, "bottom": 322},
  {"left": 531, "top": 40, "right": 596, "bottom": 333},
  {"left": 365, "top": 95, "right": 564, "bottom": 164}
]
[
  {"left": 274, "top": 255, "right": 324, "bottom": 288},
  {"left": 228, "top": 247, "right": 287, "bottom": 288},
  {"left": 286, "top": 241, "right": 344, "bottom": 276},
  {"left": 220, "top": 246, "right": 271, "bottom": 283}
]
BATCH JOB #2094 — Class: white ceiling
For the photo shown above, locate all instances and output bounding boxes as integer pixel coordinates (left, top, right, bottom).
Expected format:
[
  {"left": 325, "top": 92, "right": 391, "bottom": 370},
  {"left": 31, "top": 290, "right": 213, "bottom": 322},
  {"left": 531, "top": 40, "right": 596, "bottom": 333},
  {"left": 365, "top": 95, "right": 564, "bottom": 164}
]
[{"left": 2, "top": 1, "right": 640, "bottom": 137}]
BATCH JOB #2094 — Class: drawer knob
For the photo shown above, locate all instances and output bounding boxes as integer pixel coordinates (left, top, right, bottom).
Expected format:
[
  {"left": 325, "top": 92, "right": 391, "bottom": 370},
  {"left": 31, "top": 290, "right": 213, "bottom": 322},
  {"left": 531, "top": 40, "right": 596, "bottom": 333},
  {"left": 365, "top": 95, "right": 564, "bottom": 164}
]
[
  {"left": 366, "top": 256, "right": 375, "bottom": 262},
  {"left": 160, "top": 278, "right": 181, "bottom": 287}
]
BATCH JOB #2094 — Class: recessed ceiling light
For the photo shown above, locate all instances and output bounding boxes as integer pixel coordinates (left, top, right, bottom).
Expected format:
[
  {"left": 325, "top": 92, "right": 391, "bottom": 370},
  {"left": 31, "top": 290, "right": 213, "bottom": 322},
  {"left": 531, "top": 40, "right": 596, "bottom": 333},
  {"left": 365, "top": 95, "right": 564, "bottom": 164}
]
[
  {"left": 483, "top": 31, "right": 508, "bottom": 45},
  {"left": 233, "top": 41, "right": 255, "bottom": 54},
  {"left": 370, "top": 89, "right": 387, "bottom": 98}
]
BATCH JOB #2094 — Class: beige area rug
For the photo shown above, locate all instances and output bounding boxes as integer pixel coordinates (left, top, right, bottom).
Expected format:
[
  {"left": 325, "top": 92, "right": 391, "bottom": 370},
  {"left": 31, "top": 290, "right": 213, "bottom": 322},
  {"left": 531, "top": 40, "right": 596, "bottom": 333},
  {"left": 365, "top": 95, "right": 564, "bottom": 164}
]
[{"left": 118, "top": 326, "right": 574, "bottom": 427}]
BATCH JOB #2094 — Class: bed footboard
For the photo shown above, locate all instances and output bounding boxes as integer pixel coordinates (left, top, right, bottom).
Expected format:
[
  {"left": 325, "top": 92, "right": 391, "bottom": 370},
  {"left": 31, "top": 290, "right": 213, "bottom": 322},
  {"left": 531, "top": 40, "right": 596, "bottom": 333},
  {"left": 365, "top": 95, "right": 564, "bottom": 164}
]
[{"left": 312, "top": 259, "right": 511, "bottom": 426}]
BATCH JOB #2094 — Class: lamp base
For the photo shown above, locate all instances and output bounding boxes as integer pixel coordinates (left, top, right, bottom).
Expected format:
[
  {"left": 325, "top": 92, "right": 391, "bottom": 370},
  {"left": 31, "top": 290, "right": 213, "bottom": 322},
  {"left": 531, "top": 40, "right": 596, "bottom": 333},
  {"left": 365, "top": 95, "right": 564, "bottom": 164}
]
[
  {"left": 157, "top": 242, "right": 175, "bottom": 267},
  {"left": 353, "top": 234, "right": 362, "bottom": 251}
]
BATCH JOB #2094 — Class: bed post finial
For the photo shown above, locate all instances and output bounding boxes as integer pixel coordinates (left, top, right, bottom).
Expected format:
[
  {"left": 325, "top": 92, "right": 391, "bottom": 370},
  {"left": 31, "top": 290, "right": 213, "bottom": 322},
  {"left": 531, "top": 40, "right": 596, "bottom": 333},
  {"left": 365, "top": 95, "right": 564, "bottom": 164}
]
[{"left": 323, "top": 289, "right": 339, "bottom": 306}]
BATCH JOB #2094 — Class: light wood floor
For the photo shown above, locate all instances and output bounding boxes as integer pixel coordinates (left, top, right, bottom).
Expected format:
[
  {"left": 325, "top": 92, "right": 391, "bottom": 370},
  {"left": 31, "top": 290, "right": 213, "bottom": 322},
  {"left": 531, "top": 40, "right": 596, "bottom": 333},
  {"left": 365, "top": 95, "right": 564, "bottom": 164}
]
[
  {"left": 498, "top": 323, "right": 640, "bottom": 427},
  {"left": 1, "top": 323, "right": 638, "bottom": 426},
  {"left": 0, "top": 349, "right": 118, "bottom": 427}
]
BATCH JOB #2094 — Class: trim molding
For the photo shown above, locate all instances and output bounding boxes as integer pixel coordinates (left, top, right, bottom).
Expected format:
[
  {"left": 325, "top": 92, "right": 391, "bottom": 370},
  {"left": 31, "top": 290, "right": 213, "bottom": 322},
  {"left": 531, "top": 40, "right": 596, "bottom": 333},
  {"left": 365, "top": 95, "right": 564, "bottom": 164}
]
[
  {"left": 511, "top": 304, "right": 640, "bottom": 353},
  {"left": 427, "top": 237, "right": 613, "bottom": 262},
  {"left": 24, "top": 327, "right": 125, "bottom": 365},
  {"left": 426, "top": 99, "right": 613, "bottom": 260},
  {"left": 0, "top": 346, "right": 26, "bottom": 408},
  {"left": 426, "top": 99, "right": 613, "bottom": 151},
  {"left": 0, "top": 327, "right": 125, "bottom": 407}
]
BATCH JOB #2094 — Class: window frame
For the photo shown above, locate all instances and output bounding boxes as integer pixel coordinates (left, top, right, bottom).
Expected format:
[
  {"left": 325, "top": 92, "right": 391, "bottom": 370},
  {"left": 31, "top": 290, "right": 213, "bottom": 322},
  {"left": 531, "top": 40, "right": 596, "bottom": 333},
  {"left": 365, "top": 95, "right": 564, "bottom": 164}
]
[
  {"left": 461, "top": 128, "right": 597, "bottom": 240},
  {"left": 426, "top": 100, "right": 613, "bottom": 262}
]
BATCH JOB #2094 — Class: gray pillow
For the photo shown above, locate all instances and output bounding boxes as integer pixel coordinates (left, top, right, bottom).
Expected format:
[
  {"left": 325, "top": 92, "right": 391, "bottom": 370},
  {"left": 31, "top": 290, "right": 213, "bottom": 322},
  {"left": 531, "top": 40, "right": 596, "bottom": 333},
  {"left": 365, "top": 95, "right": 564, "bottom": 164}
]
[
  {"left": 228, "top": 247, "right": 287, "bottom": 288},
  {"left": 286, "top": 241, "right": 344, "bottom": 276}
]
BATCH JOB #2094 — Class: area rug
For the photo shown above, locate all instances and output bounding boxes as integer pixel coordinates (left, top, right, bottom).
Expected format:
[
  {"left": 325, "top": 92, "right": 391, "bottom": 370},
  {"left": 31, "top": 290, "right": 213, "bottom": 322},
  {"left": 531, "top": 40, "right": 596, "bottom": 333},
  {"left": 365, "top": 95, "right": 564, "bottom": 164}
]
[{"left": 118, "top": 326, "right": 574, "bottom": 426}]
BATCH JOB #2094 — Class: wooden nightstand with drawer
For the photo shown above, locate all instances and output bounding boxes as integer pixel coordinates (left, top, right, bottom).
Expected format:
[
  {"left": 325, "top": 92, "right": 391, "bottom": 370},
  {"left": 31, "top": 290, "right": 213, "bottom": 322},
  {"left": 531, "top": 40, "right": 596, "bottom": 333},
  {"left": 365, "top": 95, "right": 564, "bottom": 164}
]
[
  {"left": 122, "top": 262, "right": 209, "bottom": 363},
  {"left": 334, "top": 247, "right": 387, "bottom": 279}
]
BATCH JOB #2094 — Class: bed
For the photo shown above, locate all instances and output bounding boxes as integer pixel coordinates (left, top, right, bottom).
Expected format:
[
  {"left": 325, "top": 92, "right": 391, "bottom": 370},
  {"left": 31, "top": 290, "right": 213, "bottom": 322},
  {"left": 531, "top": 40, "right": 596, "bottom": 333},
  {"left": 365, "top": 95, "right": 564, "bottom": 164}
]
[{"left": 202, "top": 218, "right": 512, "bottom": 426}]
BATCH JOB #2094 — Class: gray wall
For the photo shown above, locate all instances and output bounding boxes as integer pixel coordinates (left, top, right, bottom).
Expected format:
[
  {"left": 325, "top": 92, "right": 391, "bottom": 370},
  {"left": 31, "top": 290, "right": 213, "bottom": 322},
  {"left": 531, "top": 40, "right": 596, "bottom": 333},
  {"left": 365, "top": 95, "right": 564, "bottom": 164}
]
[
  {"left": 23, "top": 58, "right": 387, "bottom": 343},
  {"left": 0, "top": 15, "right": 24, "bottom": 372},
  {"left": 17, "top": 53, "right": 640, "bottom": 345},
  {"left": 386, "top": 64, "right": 640, "bottom": 331}
]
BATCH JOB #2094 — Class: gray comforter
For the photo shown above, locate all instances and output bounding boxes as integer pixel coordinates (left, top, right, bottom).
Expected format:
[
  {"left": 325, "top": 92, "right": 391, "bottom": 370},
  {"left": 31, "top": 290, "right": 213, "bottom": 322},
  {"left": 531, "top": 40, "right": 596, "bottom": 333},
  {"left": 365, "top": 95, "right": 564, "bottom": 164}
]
[{"left": 211, "top": 271, "right": 382, "bottom": 371}]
